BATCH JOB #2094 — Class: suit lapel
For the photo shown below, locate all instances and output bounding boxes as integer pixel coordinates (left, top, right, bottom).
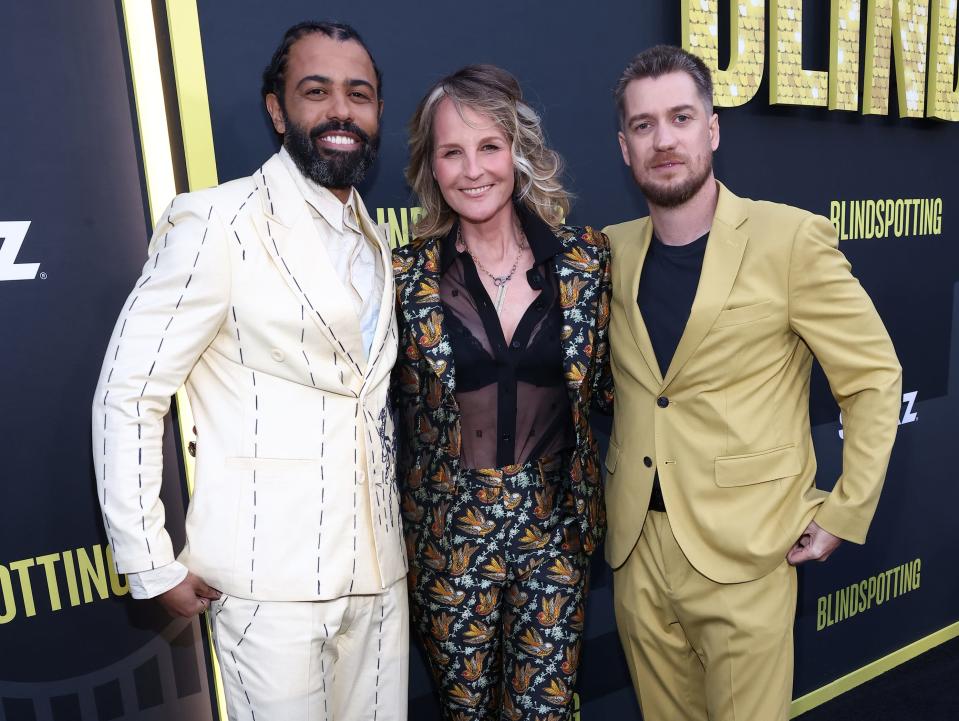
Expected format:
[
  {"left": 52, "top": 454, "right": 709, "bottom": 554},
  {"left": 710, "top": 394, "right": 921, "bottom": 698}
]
[
  {"left": 662, "top": 184, "right": 748, "bottom": 388},
  {"left": 396, "top": 237, "right": 456, "bottom": 393},
  {"left": 356, "top": 197, "right": 397, "bottom": 389},
  {"left": 251, "top": 155, "right": 366, "bottom": 378},
  {"left": 617, "top": 219, "right": 664, "bottom": 386}
]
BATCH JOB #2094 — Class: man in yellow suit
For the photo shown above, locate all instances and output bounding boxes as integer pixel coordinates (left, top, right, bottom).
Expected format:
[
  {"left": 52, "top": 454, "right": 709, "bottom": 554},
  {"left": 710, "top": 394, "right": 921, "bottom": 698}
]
[{"left": 603, "top": 45, "right": 902, "bottom": 721}]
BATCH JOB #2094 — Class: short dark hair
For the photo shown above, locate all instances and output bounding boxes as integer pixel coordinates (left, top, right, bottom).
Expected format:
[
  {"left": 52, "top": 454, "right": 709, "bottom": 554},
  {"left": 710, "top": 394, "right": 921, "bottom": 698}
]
[
  {"left": 261, "top": 21, "right": 382, "bottom": 104},
  {"left": 614, "top": 45, "right": 713, "bottom": 125}
]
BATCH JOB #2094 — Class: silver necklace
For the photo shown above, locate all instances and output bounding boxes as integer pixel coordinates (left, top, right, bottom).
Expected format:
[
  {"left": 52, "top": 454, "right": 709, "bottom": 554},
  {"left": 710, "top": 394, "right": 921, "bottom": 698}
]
[{"left": 458, "top": 226, "right": 527, "bottom": 313}]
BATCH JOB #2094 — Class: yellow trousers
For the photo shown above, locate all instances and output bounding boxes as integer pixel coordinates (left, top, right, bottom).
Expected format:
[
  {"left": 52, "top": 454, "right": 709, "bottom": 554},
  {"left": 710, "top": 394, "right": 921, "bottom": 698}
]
[{"left": 613, "top": 511, "right": 796, "bottom": 721}]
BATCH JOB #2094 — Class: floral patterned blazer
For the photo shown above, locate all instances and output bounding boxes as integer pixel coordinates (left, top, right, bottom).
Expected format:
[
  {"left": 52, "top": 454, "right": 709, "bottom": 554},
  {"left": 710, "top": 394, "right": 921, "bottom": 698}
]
[{"left": 392, "top": 223, "right": 612, "bottom": 568}]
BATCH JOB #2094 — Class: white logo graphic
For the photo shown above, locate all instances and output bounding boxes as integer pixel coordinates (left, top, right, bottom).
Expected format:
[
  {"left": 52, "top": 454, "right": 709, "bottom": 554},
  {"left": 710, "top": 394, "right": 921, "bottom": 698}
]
[
  {"left": 0, "top": 221, "right": 39, "bottom": 281},
  {"left": 839, "top": 390, "right": 918, "bottom": 439}
]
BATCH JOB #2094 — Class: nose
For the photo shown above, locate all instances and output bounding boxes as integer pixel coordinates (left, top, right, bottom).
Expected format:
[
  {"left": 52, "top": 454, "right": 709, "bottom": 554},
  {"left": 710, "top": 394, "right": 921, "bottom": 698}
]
[
  {"left": 326, "top": 89, "right": 352, "bottom": 123},
  {"left": 652, "top": 123, "right": 677, "bottom": 151},
  {"left": 462, "top": 151, "right": 482, "bottom": 179}
]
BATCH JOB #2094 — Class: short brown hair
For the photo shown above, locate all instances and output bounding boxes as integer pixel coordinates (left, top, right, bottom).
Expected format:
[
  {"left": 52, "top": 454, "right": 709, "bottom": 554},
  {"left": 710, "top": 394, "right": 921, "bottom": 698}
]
[
  {"left": 614, "top": 45, "right": 714, "bottom": 126},
  {"left": 405, "top": 64, "right": 570, "bottom": 240}
]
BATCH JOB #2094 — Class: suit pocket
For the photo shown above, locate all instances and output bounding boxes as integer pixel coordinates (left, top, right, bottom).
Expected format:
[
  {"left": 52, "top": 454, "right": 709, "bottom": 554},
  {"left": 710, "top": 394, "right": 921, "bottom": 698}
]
[
  {"left": 714, "top": 443, "right": 800, "bottom": 487},
  {"left": 713, "top": 300, "right": 772, "bottom": 328}
]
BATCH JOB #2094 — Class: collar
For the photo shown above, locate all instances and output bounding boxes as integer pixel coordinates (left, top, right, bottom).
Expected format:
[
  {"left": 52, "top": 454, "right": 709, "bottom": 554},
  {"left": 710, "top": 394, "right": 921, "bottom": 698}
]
[
  {"left": 439, "top": 204, "right": 564, "bottom": 273},
  {"left": 279, "top": 146, "right": 359, "bottom": 233}
]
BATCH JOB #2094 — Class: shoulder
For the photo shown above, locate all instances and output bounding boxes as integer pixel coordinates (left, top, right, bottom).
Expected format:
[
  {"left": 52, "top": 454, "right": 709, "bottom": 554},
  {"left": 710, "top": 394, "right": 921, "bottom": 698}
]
[
  {"left": 601, "top": 216, "right": 649, "bottom": 252},
  {"left": 392, "top": 235, "right": 439, "bottom": 280},
  {"left": 556, "top": 225, "right": 610, "bottom": 264},
  {"left": 166, "top": 175, "right": 259, "bottom": 223},
  {"left": 744, "top": 198, "right": 814, "bottom": 229}
]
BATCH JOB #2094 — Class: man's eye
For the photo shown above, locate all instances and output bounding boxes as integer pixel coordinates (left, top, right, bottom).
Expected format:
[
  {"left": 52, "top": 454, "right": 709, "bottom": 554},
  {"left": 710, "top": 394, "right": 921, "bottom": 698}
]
[
  {"left": 306, "top": 88, "right": 326, "bottom": 97},
  {"left": 350, "top": 91, "right": 371, "bottom": 101},
  {"left": 676, "top": 114, "right": 690, "bottom": 123},
  {"left": 635, "top": 122, "right": 650, "bottom": 131}
]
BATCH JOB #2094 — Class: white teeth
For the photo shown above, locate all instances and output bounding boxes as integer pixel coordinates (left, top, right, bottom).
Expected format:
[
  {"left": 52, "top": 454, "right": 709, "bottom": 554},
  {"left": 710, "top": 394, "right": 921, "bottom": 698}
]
[
  {"left": 462, "top": 185, "right": 492, "bottom": 195},
  {"left": 323, "top": 135, "right": 357, "bottom": 145}
]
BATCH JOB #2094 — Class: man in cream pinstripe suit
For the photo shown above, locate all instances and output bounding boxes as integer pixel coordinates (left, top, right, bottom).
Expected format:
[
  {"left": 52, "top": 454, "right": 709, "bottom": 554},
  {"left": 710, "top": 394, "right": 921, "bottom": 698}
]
[{"left": 93, "top": 21, "right": 407, "bottom": 721}]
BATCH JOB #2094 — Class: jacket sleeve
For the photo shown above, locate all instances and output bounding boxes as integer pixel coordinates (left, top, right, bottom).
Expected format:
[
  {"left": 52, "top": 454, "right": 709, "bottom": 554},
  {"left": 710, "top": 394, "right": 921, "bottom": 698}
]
[
  {"left": 787, "top": 214, "right": 902, "bottom": 543},
  {"left": 92, "top": 194, "right": 231, "bottom": 574}
]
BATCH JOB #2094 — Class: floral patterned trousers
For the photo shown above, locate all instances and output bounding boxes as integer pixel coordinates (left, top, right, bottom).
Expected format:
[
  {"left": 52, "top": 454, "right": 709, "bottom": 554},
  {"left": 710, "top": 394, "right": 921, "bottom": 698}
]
[{"left": 410, "top": 455, "right": 590, "bottom": 721}]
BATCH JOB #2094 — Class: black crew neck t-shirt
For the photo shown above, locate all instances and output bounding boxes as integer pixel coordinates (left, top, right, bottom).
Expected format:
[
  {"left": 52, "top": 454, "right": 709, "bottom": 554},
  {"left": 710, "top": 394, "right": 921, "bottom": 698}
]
[{"left": 637, "top": 232, "right": 709, "bottom": 511}]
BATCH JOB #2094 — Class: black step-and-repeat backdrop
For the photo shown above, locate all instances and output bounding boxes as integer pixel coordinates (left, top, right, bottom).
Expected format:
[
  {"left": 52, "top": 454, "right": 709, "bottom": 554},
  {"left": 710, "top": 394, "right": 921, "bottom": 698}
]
[
  {"left": 0, "top": 4, "right": 215, "bottom": 721},
  {"left": 1, "top": 1, "right": 956, "bottom": 719}
]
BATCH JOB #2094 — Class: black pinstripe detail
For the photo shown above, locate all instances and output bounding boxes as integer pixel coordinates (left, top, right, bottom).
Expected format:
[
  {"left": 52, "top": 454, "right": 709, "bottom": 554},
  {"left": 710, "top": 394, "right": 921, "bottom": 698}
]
[
  {"left": 317, "top": 394, "right": 326, "bottom": 596},
  {"left": 373, "top": 594, "right": 385, "bottom": 719},
  {"left": 101, "top": 201, "right": 219, "bottom": 566},
  {"left": 261, "top": 208, "right": 364, "bottom": 377},
  {"left": 228, "top": 602, "right": 260, "bottom": 721}
]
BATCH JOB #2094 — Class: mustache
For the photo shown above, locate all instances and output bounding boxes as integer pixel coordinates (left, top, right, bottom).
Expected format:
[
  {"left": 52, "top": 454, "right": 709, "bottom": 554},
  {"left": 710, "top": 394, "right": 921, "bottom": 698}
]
[
  {"left": 648, "top": 154, "right": 685, "bottom": 167},
  {"left": 309, "top": 120, "right": 371, "bottom": 145}
]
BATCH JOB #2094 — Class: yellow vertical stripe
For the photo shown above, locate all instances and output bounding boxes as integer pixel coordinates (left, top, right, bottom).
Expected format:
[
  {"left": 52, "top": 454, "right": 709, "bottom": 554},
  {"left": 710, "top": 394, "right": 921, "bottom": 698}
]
[
  {"left": 119, "top": 0, "right": 177, "bottom": 225},
  {"left": 166, "top": 0, "right": 219, "bottom": 190},
  {"left": 121, "top": 3, "right": 226, "bottom": 718}
]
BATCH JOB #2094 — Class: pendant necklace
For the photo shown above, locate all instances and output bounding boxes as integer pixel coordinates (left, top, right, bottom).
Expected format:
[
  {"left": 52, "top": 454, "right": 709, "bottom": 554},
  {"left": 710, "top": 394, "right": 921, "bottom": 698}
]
[{"left": 458, "top": 225, "right": 527, "bottom": 314}]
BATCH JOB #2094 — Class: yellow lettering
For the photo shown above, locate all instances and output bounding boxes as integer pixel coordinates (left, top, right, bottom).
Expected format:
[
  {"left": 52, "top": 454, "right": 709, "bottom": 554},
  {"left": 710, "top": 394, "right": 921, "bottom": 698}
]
[
  {"left": 61, "top": 549, "right": 81, "bottom": 607},
  {"left": 35, "top": 553, "right": 62, "bottom": 612},
  {"left": 865, "top": 0, "right": 931, "bottom": 116},
  {"left": 105, "top": 546, "right": 129, "bottom": 597},
  {"left": 864, "top": 0, "right": 896, "bottom": 114},
  {"left": 77, "top": 545, "right": 109, "bottom": 603},
  {"left": 830, "top": 0, "right": 863, "bottom": 110},
  {"left": 830, "top": 200, "right": 843, "bottom": 236},
  {"left": 682, "top": 0, "right": 766, "bottom": 107},
  {"left": 770, "top": 0, "right": 829, "bottom": 106},
  {"left": 0, "top": 565, "right": 16, "bottom": 623},
  {"left": 9, "top": 559, "right": 37, "bottom": 617}
]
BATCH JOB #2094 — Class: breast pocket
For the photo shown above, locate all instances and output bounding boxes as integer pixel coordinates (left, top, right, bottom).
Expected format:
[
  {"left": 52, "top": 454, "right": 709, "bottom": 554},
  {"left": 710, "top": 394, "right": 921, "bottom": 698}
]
[{"left": 713, "top": 300, "right": 772, "bottom": 329}]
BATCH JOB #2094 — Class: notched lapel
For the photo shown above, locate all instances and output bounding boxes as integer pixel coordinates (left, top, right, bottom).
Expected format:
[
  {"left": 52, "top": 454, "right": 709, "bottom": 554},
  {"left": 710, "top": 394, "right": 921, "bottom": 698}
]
[
  {"left": 617, "top": 220, "right": 663, "bottom": 386},
  {"left": 662, "top": 188, "right": 748, "bottom": 388},
  {"left": 251, "top": 157, "right": 366, "bottom": 378},
  {"left": 396, "top": 238, "right": 455, "bottom": 393},
  {"left": 357, "top": 199, "right": 397, "bottom": 387}
]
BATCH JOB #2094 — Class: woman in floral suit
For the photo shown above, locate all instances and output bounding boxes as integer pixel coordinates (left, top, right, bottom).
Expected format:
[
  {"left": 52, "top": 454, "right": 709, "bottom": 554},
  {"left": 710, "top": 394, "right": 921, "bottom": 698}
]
[{"left": 393, "top": 65, "right": 611, "bottom": 721}]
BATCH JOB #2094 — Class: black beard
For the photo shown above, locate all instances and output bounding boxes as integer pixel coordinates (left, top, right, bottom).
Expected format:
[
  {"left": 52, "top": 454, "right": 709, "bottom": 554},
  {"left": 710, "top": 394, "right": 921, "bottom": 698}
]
[
  {"left": 637, "top": 155, "right": 713, "bottom": 209},
  {"left": 283, "top": 116, "right": 380, "bottom": 190}
]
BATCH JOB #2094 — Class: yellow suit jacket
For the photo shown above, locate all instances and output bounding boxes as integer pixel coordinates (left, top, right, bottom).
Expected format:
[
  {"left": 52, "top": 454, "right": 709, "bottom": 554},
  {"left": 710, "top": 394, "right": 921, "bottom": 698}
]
[{"left": 603, "top": 183, "right": 902, "bottom": 583}]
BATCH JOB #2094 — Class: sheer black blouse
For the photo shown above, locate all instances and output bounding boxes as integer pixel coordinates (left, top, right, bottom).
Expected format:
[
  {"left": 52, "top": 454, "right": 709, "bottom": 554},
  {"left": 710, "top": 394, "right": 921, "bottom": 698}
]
[{"left": 439, "top": 213, "right": 574, "bottom": 470}]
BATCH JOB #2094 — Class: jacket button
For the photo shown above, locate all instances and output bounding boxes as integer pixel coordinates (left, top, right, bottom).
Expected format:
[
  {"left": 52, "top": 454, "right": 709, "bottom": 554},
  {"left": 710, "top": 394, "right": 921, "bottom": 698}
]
[
  {"left": 643, "top": 456, "right": 653, "bottom": 467},
  {"left": 271, "top": 349, "right": 285, "bottom": 363},
  {"left": 657, "top": 396, "right": 669, "bottom": 408}
]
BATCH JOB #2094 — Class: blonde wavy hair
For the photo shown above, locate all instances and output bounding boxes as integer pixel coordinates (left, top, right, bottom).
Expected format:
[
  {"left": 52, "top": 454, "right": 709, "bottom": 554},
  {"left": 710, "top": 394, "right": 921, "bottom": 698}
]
[{"left": 406, "top": 64, "right": 571, "bottom": 240}]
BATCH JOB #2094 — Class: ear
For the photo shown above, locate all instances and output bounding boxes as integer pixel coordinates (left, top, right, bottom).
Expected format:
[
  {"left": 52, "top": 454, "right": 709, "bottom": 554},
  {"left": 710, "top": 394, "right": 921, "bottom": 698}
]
[
  {"left": 617, "top": 131, "right": 631, "bottom": 167},
  {"left": 708, "top": 112, "right": 720, "bottom": 152},
  {"left": 265, "top": 93, "right": 286, "bottom": 135},
  {"left": 378, "top": 98, "right": 384, "bottom": 119}
]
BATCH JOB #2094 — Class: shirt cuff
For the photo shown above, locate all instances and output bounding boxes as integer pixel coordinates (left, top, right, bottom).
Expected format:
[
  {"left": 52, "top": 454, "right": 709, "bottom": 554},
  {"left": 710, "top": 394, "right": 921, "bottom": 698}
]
[{"left": 126, "top": 561, "right": 189, "bottom": 599}]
